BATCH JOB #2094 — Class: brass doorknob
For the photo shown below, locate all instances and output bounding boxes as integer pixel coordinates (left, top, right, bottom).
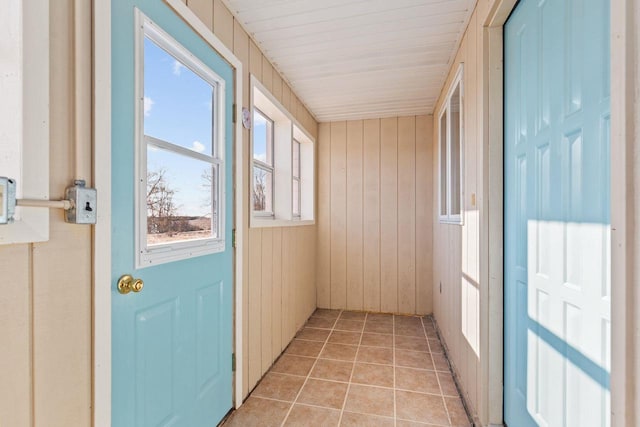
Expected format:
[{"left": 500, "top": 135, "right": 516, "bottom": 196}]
[{"left": 117, "top": 274, "right": 144, "bottom": 294}]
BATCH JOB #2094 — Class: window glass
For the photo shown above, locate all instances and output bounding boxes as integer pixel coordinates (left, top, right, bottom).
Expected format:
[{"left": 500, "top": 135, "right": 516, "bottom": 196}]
[
  {"left": 253, "top": 166, "right": 273, "bottom": 213},
  {"left": 440, "top": 111, "right": 448, "bottom": 217},
  {"left": 253, "top": 110, "right": 273, "bottom": 166},
  {"left": 450, "top": 84, "right": 461, "bottom": 215},
  {"left": 144, "top": 37, "right": 214, "bottom": 156},
  {"left": 146, "top": 145, "right": 216, "bottom": 245},
  {"left": 292, "top": 179, "right": 300, "bottom": 217},
  {"left": 293, "top": 140, "right": 300, "bottom": 178},
  {"left": 141, "top": 32, "right": 221, "bottom": 253}
]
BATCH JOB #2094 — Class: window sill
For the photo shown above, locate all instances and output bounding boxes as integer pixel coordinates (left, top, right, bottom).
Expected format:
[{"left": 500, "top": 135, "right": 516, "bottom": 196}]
[
  {"left": 439, "top": 216, "right": 464, "bottom": 226},
  {"left": 250, "top": 217, "right": 315, "bottom": 228}
]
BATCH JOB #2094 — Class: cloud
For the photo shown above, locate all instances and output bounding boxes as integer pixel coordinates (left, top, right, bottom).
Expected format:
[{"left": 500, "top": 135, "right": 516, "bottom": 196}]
[
  {"left": 144, "top": 96, "right": 154, "bottom": 117},
  {"left": 192, "top": 141, "right": 206, "bottom": 153},
  {"left": 173, "top": 60, "right": 184, "bottom": 76}
]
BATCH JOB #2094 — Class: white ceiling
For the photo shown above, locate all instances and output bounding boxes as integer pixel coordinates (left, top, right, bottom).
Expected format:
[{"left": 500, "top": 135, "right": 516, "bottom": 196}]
[{"left": 225, "top": 0, "right": 477, "bottom": 122}]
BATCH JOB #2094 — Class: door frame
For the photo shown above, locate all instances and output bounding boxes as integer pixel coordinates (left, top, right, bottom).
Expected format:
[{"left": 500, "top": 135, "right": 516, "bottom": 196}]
[
  {"left": 93, "top": 1, "right": 245, "bottom": 425},
  {"left": 481, "top": 0, "right": 629, "bottom": 425}
]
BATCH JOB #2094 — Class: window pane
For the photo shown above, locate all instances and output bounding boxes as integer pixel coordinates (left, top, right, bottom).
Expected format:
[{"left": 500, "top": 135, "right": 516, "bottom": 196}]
[
  {"left": 293, "top": 140, "right": 300, "bottom": 178},
  {"left": 144, "top": 37, "right": 214, "bottom": 156},
  {"left": 450, "top": 84, "right": 461, "bottom": 216},
  {"left": 440, "top": 111, "right": 448, "bottom": 216},
  {"left": 146, "top": 146, "right": 216, "bottom": 246},
  {"left": 293, "top": 179, "right": 300, "bottom": 216},
  {"left": 253, "top": 110, "right": 273, "bottom": 166},
  {"left": 253, "top": 166, "right": 273, "bottom": 213}
]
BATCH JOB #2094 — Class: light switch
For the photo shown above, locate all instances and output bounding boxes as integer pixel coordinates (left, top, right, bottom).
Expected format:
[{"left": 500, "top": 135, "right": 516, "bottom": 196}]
[{"left": 471, "top": 193, "right": 476, "bottom": 207}]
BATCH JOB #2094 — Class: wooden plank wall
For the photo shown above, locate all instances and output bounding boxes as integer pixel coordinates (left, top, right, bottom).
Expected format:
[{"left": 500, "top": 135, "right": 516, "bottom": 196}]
[
  {"left": 0, "top": 2, "right": 93, "bottom": 426},
  {"left": 430, "top": 1, "right": 492, "bottom": 423},
  {"left": 184, "top": 0, "right": 319, "bottom": 399},
  {"left": 317, "top": 116, "right": 434, "bottom": 315}
]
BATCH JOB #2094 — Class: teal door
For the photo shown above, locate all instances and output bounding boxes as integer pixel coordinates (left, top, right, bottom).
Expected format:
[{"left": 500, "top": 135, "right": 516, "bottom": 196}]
[
  {"left": 504, "top": 0, "right": 610, "bottom": 426},
  {"left": 112, "top": 1, "right": 234, "bottom": 426}
]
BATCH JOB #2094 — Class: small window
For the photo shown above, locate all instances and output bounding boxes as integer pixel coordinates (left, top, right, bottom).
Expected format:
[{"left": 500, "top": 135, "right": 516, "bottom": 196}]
[
  {"left": 252, "top": 109, "right": 274, "bottom": 215},
  {"left": 439, "top": 64, "right": 464, "bottom": 224},
  {"left": 251, "top": 77, "right": 315, "bottom": 227},
  {"left": 292, "top": 140, "right": 301, "bottom": 217},
  {"left": 136, "top": 15, "right": 226, "bottom": 267}
]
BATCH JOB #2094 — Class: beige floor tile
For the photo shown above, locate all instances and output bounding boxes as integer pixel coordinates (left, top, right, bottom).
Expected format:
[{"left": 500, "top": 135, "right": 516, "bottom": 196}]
[
  {"left": 314, "top": 309, "right": 342, "bottom": 319},
  {"left": 296, "top": 328, "right": 331, "bottom": 342},
  {"left": 445, "top": 396, "right": 471, "bottom": 426},
  {"left": 329, "top": 331, "right": 361, "bottom": 346},
  {"left": 437, "top": 372, "right": 459, "bottom": 397},
  {"left": 425, "top": 328, "right": 439, "bottom": 339},
  {"left": 395, "top": 349, "right": 435, "bottom": 370},
  {"left": 364, "top": 321, "right": 393, "bottom": 334},
  {"left": 394, "top": 316, "right": 423, "bottom": 327},
  {"left": 396, "top": 390, "right": 449, "bottom": 425},
  {"left": 395, "top": 323, "right": 426, "bottom": 337},
  {"left": 431, "top": 352, "right": 451, "bottom": 371},
  {"left": 340, "top": 311, "right": 368, "bottom": 321},
  {"left": 351, "top": 363, "right": 394, "bottom": 388},
  {"left": 395, "top": 420, "right": 441, "bottom": 427},
  {"left": 428, "top": 339, "right": 444, "bottom": 353},
  {"left": 307, "top": 316, "right": 337, "bottom": 329},
  {"left": 223, "top": 397, "right": 291, "bottom": 427},
  {"left": 367, "top": 313, "right": 394, "bottom": 323},
  {"left": 340, "top": 411, "right": 395, "bottom": 426},
  {"left": 335, "top": 319, "right": 365, "bottom": 332},
  {"left": 285, "top": 339, "right": 325, "bottom": 357},
  {"left": 395, "top": 335, "right": 430, "bottom": 352},
  {"left": 252, "top": 372, "right": 306, "bottom": 401},
  {"left": 297, "top": 378, "right": 348, "bottom": 409},
  {"left": 360, "top": 333, "right": 393, "bottom": 348},
  {"left": 356, "top": 346, "right": 393, "bottom": 365},
  {"left": 395, "top": 367, "right": 441, "bottom": 395},
  {"left": 284, "top": 404, "right": 341, "bottom": 426},
  {"left": 271, "top": 355, "right": 316, "bottom": 376},
  {"left": 344, "top": 384, "right": 395, "bottom": 417},
  {"left": 320, "top": 343, "right": 359, "bottom": 361},
  {"left": 310, "top": 359, "right": 354, "bottom": 382},
  {"left": 237, "top": 311, "right": 470, "bottom": 427}
]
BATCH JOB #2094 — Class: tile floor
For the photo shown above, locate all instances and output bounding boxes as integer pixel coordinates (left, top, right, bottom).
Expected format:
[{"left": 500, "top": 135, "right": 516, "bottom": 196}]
[{"left": 223, "top": 309, "right": 472, "bottom": 427}]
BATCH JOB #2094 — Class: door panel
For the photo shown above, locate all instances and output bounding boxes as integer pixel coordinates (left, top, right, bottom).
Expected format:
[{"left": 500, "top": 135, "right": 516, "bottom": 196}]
[
  {"left": 112, "top": 1, "right": 234, "bottom": 426},
  {"left": 504, "top": 0, "right": 610, "bottom": 426}
]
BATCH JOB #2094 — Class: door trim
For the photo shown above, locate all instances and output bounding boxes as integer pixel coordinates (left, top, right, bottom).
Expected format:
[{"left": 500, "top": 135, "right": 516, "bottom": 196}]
[{"left": 93, "top": 1, "right": 245, "bottom": 425}]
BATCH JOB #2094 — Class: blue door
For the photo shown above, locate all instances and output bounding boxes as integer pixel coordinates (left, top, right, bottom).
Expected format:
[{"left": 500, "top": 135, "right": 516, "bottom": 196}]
[
  {"left": 112, "top": 1, "right": 234, "bottom": 425},
  {"left": 504, "top": 0, "right": 610, "bottom": 425}
]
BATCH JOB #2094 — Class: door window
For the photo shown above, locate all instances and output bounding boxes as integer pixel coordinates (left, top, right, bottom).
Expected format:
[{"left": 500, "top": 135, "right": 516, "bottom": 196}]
[{"left": 136, "top": 20, "right": 226, "bottom": 267}]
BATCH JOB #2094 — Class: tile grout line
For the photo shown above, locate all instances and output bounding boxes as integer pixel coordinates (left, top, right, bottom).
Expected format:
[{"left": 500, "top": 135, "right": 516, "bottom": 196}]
[
  {"left": 422, "top": 316, "right": 452, "bottom": 426},
  {"left": 337, "top": 312, "right": 367, "bottom": 426},
  {"left": 279, "top": 311, "right": 342, "bottom": 426}
]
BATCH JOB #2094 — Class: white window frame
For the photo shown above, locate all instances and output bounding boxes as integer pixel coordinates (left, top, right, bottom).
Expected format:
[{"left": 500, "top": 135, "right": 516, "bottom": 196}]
[
  {"left": 252, "top": 108, "right": 275, "bottom": 217},
  {"left": 134, "top": 11, "right": 226, "bottom": 268},
  {"left": 250, "top": 76, "right": 315, "bottom": 228},
  {"left": 0, "top": 0, "right": 50, "bottom": 244},
  {"left": 438, "top": 63, "right": 464, "bottom": 225}
]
